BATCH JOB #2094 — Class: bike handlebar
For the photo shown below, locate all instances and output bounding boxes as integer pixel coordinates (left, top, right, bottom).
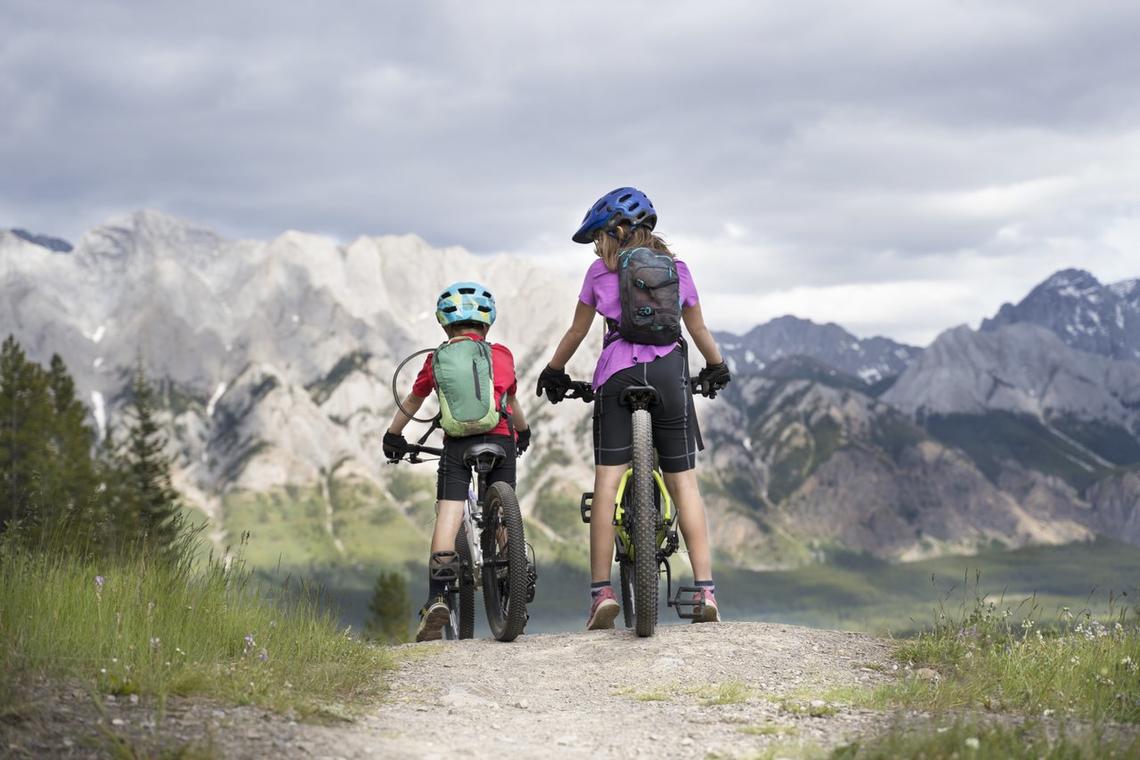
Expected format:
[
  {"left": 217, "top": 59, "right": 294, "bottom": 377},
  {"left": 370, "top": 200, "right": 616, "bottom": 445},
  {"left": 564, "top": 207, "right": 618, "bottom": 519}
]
[
  {"left": 556, "top": 377, "right": 726, "bottom": 402},
  {"left": 388, "top": 442, "right": 443, "bottom": 465}
]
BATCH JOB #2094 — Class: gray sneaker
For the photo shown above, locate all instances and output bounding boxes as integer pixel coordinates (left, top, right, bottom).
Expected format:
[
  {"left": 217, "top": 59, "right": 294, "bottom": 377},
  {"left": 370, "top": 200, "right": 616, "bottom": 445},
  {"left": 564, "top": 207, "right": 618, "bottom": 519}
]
[{"left": 415, "top": 598, "right": 451, "bottom": 642}]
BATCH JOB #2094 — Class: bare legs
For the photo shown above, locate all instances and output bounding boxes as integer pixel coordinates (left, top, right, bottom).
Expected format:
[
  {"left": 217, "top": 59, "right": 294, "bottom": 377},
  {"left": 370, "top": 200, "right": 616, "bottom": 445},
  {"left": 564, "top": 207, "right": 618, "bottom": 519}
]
[
  {"left": 662, "top": 469, "right": 713, "bottom": 581},
  {"left": 590, "top": 465, "right": 713, "bottom": 583},
  {"left": 590, "top": 465, "right": 626, "bottom": 582},
  {"left": 430, "top": 499, "right": 465, "bottom": 553}
]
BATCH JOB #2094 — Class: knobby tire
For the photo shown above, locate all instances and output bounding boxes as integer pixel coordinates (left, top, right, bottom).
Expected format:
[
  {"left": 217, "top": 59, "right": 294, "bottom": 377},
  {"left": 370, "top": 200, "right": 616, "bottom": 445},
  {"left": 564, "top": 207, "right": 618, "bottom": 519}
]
[
  {"left": 619, "top": 560, "right": 635, "bottom": 629},
  {"left": 481, "top": 482, "right": 528, "bottom": 642},
  {"left": 631, "top": 408, "right": 658, "bottom": 637},
  {"left": 455, "top": 524, "right": 475, "bottom": 640}
]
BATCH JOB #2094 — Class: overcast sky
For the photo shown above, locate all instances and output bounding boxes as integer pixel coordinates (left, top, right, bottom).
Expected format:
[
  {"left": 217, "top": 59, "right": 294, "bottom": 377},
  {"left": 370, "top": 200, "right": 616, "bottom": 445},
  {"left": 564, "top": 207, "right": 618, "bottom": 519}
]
[{"left": 3, "top": 1, "right": 1140, "bottom": 345}]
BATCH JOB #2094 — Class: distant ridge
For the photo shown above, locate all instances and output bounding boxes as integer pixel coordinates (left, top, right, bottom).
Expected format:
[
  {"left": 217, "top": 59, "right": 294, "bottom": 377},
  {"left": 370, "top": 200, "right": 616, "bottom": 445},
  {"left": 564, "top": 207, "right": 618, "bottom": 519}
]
[
  {"left": 981, "top": 267, "right": 1140, "bottom": 362},
  {"left": 714, "top": 315, "right": 921, "bottom": 385},
  {"left": 9, "top": 228, "right": 73, "bottom": 252}
]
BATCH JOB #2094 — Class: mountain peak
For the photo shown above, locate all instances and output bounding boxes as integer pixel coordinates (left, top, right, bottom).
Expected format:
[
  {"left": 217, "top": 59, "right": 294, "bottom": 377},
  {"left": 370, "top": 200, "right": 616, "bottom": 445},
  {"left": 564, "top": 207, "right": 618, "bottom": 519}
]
[
  {"left": 716, "top": 315, "right": 920, "bottom": 384},
  {"left": 980, "top": 268, "right": 1140, "bottom": 363},
  {"left": 1037, "top": 268, "right": 1102, "bottom": 297},
  {"left": 8, "top": 228, "right": 73, "bottom": 253}
]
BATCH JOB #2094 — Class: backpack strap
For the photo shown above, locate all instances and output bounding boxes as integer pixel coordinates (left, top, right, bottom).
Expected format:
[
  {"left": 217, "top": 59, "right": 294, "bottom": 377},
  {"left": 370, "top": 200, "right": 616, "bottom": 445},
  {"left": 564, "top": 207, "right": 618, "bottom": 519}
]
[
  {"left": 416, "top": 415, "right": 441, "bottom": 446},
  {"left": 491, "top": 343, "right": 518, "bottom": 447}
]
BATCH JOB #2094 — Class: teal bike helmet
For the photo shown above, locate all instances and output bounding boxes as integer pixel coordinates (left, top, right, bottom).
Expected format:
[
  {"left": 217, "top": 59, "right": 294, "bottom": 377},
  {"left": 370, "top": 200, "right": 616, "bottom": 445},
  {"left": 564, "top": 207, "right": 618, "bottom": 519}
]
[{"left": 435, "top": 281, "right": 497, "bottom": 327}]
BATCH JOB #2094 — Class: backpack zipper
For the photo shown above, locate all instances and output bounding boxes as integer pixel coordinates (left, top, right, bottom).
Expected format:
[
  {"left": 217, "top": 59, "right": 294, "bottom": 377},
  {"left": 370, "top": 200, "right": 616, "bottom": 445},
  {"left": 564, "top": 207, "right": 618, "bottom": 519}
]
[{"left": 471, "top": 359, "right": 482, "bottom": 401}]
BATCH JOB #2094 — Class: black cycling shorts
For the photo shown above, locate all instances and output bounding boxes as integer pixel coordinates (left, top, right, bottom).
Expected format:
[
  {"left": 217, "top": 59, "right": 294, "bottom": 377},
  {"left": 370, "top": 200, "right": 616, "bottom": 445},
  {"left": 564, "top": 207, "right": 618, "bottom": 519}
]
[
  {"left": 592, "top": 347, "right": 698, "bottom": 473},
  {"left": 436, "top": 433, "right": 516, "bottom": 502}
]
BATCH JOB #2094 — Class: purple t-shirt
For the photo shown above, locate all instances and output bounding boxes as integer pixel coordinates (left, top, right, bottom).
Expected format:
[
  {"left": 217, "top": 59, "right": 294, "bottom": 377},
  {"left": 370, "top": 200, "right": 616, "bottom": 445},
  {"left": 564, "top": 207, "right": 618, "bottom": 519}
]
[{"left": 578, "top": 256, "right": 699, "bottom": 389}]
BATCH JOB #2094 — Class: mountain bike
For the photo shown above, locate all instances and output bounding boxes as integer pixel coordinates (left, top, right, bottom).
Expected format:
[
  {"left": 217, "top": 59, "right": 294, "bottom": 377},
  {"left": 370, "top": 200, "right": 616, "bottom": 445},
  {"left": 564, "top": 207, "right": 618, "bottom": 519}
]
[
  {"left": 389, "top": 441, "right": 534, "bottom": 642},
  {"left": 567, "top": 374, "right": 722, "bottom": 637},
  {"left": 388, "top": 349, "right": 535, "bottom": 642}
]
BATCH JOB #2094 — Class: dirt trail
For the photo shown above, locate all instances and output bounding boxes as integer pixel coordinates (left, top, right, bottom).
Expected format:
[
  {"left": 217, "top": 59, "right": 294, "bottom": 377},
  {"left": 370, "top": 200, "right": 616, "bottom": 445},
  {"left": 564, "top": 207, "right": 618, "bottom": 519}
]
[
  {"left": 302, "top": 621, "right": 896, "bottom": 759},
  {"left": 4, "top": 622, "right": 898, "bottom": 759}
]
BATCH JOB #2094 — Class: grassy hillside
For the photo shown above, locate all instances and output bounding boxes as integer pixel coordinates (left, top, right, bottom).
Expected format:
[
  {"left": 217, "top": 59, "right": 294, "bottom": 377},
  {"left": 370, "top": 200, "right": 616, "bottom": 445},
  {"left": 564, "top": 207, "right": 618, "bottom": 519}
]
[
  {"left": 718, "top": 537, "right": 1140, "bottom": 634},
  {"left": 0, "top": 540, "right": 391, "bottom": 719}
]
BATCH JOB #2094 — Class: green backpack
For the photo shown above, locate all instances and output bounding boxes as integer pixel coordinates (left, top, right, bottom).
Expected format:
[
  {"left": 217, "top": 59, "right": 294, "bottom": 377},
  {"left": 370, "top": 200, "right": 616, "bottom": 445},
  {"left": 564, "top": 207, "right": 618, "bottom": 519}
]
[{"left": 432, "top": 337, "right": 506, "bottom": 437}]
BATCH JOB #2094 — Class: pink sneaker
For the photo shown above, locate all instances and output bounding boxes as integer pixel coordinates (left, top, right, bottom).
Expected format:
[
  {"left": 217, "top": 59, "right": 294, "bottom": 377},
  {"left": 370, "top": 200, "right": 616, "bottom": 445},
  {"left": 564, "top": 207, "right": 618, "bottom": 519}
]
[
  {"left": 691, "top": 588, "right": 720, "bottom": 623},
  {"left": 586, "top": 587, "right": 620, "bottom": 630}
]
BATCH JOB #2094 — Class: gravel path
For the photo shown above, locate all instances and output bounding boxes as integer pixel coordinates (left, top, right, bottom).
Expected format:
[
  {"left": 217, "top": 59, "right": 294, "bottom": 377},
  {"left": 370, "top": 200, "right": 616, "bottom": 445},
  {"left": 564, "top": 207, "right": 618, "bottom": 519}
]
[
  {"left": 3, "top": 622, "right": 899, "bottom": 759},
  {"left": 309, "top": 621, "right": 897, "bottom": 759}
]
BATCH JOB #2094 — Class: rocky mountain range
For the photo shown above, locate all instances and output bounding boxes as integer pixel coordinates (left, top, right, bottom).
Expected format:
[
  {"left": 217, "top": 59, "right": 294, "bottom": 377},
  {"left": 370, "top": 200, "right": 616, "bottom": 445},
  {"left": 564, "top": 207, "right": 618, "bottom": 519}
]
[
  {"left": 715, "top": 316, "right": 920, "bottom": 386},
  {"left": 981, "top": 268, "right": 1140, "bottom": 362},
  {"left": 3, "top": 212, "right": 1139, "bottom": 575}
]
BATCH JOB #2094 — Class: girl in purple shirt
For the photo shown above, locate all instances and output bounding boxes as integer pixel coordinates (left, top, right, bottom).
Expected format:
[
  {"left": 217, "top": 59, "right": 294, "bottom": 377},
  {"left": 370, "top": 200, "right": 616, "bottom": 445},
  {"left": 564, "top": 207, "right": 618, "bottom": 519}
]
[{"left": 537, "top": 187, "right": 731, "bottom": 629}]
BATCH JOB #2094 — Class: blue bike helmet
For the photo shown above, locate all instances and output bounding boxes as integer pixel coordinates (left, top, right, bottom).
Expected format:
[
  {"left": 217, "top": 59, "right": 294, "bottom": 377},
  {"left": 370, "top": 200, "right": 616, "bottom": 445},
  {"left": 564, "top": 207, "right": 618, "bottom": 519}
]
[
  {"left": 435, "top": 281, "right": 497, "bottom": 327},
  {"left": 572, "top": 187, "right": 657, "bottom": 244}
]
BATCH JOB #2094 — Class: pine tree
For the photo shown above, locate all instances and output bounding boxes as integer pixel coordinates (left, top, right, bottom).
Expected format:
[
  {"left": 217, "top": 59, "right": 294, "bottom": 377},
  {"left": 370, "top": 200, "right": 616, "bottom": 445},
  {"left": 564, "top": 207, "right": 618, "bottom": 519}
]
[
  {"left": 0, "top": 335, "right": 54, "bottom": 538},
  {"left": 43, "top": 354, "right": 101, "bottom": 543},
  {"left": 365, "top": 570, "right": 411, "bottom": 643},
  {"left": 119, "top": 363, "right": 183, "bottom": 557}
]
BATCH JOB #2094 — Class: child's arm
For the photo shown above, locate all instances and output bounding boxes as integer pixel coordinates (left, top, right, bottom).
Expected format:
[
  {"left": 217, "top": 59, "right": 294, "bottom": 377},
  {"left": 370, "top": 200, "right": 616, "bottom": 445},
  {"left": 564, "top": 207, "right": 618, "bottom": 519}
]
[
  {"left": 387, "top": 393, "right": 426, "bottom": 435},
  {"left": 507, "top": 394, "right": 528, "bottom": 431},
  {"left": 507, "top": 393, "right": 531, "bottom": 454}
]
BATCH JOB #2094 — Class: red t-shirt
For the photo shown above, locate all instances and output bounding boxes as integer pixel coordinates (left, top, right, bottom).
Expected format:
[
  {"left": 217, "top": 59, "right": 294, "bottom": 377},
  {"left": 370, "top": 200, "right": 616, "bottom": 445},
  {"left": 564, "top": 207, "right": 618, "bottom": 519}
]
[{"left": 412, "top": 334, "right": 518, "bottom": 437}]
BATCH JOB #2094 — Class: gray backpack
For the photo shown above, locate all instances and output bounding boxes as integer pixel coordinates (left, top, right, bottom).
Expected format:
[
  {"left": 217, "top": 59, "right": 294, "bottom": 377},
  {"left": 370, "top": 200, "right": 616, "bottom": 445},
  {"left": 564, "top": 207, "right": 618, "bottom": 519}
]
[{"left": 610, "top": 247, "right": 682, "bottom": 346}]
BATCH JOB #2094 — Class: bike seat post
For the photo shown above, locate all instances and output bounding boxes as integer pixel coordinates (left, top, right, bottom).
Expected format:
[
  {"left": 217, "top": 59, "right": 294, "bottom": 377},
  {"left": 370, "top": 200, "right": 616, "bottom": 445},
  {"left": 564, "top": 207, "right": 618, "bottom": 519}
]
[{"left": 619, "top": 385, "right": 661, "bottom": 411}]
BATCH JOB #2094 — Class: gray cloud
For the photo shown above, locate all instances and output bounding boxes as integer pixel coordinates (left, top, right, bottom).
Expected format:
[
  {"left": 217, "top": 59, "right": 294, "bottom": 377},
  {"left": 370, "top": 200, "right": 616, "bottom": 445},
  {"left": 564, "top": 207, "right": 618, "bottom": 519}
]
[{"left": 3, "top": 0, "right": 1140, "bottom": 343}]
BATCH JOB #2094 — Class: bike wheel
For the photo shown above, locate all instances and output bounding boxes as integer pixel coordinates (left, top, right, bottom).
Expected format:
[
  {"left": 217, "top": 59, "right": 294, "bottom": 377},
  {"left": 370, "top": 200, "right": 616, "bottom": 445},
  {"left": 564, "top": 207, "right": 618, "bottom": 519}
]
[
  {"left": 619, "top": 560, "right": 635, "bottom": 629},
  {"left": 631, "top": 408, "right": 658, "bottom": 637},
  {"left": 455, "top": 525, "right": 475, "bottom": 640},
  {"left": 481, "top": 482, "right": 528, "bottom": 642}
]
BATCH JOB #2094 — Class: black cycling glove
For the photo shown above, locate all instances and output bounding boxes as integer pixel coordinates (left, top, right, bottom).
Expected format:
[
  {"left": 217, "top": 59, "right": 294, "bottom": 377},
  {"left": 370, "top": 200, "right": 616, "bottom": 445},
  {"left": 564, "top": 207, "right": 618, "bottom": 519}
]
[
  {"left": 535, "top": 364, "right": 573, "bottom": 403},
  {"left": 695, "top": 362, "right": 732, "bottom": 398},
  {"left": 383, "top": 431, "right": 409, "bottom": 460},
  {"left": 516, "top": 427, "right": 532, "bottom": 455}
]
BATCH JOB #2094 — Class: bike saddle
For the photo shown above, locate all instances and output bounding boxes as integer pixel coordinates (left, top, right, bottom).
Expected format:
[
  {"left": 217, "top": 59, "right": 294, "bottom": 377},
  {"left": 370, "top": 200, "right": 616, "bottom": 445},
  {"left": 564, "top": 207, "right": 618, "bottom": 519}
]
[
  {"left": 619, "top": 385, "right": 660, "bottom": 408},
  {"left": 463, "top": 442, "right": 506, "bottom": 473}
]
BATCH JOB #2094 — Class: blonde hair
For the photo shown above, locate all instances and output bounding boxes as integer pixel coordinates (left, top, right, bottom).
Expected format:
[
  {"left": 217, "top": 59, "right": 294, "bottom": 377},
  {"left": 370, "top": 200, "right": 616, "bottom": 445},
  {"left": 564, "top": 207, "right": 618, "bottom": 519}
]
[{"left": 594, "top": 224, "right": 674, "bottom": 271}]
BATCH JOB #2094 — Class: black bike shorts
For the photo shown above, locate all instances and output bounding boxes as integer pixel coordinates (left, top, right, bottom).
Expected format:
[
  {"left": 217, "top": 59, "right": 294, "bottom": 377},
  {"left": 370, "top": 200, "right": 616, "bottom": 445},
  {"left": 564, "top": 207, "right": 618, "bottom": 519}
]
[
  {"left": 436, "top": 433, "right": 516, "bottom": 502},
  {"left": 592, "top": 347, "right": 698, "bottom": 473}
]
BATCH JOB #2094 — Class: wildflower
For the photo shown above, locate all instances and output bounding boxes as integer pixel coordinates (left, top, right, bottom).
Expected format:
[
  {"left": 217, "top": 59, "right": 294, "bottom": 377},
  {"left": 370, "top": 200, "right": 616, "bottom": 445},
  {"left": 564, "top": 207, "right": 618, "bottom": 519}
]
[
  {"left": 94, "top": 576, "right": 105, "bottom": 599},
  {"left": 149, "top": 637, "right": 160, "bottom": 652},
  {"left": 175, "top": 647, "right": 185, "bottom": 656},
  {"left": 259, "top": 648, "right": 269, "bottom": 663},
  {"left": 965, "top": 737, "right": 980, "bottom": 750},
  {"left": 1121, "top": 656, "right": 1137, "bottom": 674},
  {"left": 1070, "top": 656, "right": 1080, "bottom": 665},
  {"left": 243, "top": 633, "right": 256, "bottom": 655}
]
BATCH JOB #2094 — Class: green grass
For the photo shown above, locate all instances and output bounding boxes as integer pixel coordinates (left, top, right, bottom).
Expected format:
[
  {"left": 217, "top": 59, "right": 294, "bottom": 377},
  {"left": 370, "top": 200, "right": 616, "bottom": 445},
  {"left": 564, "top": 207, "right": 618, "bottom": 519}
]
[
  {"left": 738, "top": 724, "right": 798, "bottom": 737},
  {"left": 831, "top": 719, "right": 1139, "bottom": 759},
  {"left": 879, "top": 581, "right": 1140, "bottom": 724},
  {"left": 700, "top": 680, "right": 752, "bottom": 705},
  {"left": 0, "top": 540, "right": 392, "bottom": 718}
]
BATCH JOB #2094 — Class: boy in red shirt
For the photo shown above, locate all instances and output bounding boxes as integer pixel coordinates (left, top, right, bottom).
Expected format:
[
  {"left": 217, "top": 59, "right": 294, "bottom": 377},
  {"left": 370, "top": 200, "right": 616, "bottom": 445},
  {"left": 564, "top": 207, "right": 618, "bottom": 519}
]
[{"left": 383, "top": 281, "right": 531, "bottom": 641}]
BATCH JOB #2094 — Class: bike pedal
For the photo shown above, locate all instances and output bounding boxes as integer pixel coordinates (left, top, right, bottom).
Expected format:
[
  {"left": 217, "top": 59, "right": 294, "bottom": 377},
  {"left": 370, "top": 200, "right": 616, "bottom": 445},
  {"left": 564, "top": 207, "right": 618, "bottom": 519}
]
[
  {"left": 429, "top": 550, "right": 460, "bottom": 582},
  {"left": 670, "top": 585, "right": 706, "bottom": 621},
  {"left": 579, "top": 492, "right": 593, "bottom": 524}
]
